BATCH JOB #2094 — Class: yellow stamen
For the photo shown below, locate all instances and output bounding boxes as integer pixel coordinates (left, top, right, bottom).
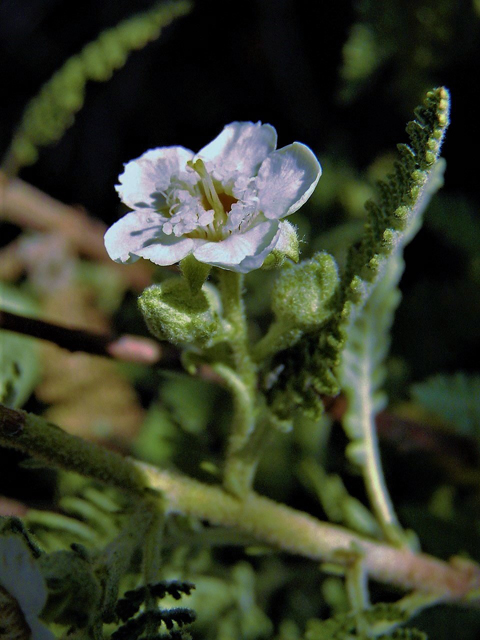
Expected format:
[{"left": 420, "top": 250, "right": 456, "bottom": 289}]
[{"left": 188, "top": 159, "right": 227, "bottom": 225}]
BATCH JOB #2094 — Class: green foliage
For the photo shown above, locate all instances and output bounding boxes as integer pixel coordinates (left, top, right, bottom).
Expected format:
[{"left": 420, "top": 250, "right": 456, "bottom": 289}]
[
  {"left": 0, "top": 283, "right": 40, "bottom": 408},
  {"left": 304, "top": 603, "right": 423, "bottom": 640},
  {"left": 300, "top": 459, "right": 382, "bottom": 538},
  {"left": 40, "top": 547, "right": 104, "bottom": 628},
  {"left": 187, "top": 562, "right": 273, "bottom": 640},
  {"left": 338, "top": 0, "right": 476, "bottom": 107},
  {"left": 111, "top": 607, "right": 196, "bottom": 640},
  {"left": 270, "top": 87, "right": 450, "bottom": 420},
  {"left": 134, "top": 403, "right": 181, "bottom": 466},
  {"left": 411, "top": 372, "right": 480, "bottom": 441},
  {"left": 2, "top": 1, "right": 191, "bottom": 174},
  {"left": 18, "top": 473, "right": 196, "bottom": 638},
  {"left": 25, "top": 474, "right": 127, "bottom": 552},
  {"left": 338, "top": 257, "right": 408, "bottom": 544},
  {"left": 426, "top": 194, "right": 480, "bottom": 261}
]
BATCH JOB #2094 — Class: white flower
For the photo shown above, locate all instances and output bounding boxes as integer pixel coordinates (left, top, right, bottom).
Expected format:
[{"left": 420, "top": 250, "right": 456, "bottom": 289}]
[
  {"left": 105, "top": 122, "right": 321, "bottom": 273},
  {"left": 0, "top": 536, "right": 54, "bottom": 640}
]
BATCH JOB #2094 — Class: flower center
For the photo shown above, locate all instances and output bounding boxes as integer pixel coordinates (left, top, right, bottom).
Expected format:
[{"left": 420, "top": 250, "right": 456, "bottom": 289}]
[
  {"left": 188, "top": 159, "right": 228, "bottom": 223},
  {"left": 160, "top": 159, "right": 246, "bottom": 242},
  {"left": 181, "top": 159, "right": 239, "bottom": 240}
]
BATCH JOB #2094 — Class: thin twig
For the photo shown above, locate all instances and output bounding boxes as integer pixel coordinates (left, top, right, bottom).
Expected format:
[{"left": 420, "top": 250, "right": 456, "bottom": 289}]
[{"left": 0, "top": 309, "right": 169, "bottom": 365}]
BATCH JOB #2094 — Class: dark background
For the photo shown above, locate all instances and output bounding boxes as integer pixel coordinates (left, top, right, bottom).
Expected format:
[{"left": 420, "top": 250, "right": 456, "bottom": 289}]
[{"left": 1, "top": 0, "right": 478, "bottom": 214}]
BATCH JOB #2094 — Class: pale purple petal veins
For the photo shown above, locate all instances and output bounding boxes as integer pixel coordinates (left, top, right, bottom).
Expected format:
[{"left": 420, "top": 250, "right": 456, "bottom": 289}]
[
  {"left": 116, "top": 146, "right": 194, "bottom": 209},
  {"left": 104, "top": 210, "right": 167, "bottom": 264},
  {"left": 256, "top": 142, "right": 322, "bottom": 220},
  {"left": 106, "top": 124, "right": 321, "bottom": 273},
  {"left": 196, "top": 122, "right": 277, "bottom": 180},
  {"left": 134, "top": 235, "right": 198, "bottom": 266},
  {"left": 193, "top": 220, "right": 280, "bottom": 273}
]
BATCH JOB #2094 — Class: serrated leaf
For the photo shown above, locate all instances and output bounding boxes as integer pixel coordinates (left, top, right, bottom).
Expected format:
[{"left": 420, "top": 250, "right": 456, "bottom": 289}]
[{"left": 270, "top": 87, "right": 450, "bottom": 420}]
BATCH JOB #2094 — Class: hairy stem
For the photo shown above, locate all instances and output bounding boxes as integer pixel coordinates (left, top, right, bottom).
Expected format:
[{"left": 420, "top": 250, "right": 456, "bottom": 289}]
[
  {"left": 341, "top": 258, "right": 410, "bottom": 547},
  {"left": 1, "top": 403, "right": 480, "bottom": 602},
  {"left": 217, "top": 270, "right": 256, "bottom": 387},
  {"left": 252, "top": 319, "right": 302, "bottom": 363},
  {"left": 0, "top": 404, "right": 148, "bottom": 496},
  {"left": 217, "top": 270, "right": 258, "bottom": 496}
]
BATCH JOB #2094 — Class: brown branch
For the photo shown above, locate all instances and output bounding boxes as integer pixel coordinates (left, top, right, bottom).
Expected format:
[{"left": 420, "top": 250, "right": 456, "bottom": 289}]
[
  {"left": 0, "top": 309, "right": 172, "bottom": 365},
  {"left": 0, "top": 172, "right": 153, "bottom": 290}
]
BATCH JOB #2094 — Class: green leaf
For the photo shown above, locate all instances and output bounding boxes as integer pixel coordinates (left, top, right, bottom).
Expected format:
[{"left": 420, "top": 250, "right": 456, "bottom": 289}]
[
  {"left": 161, "top": 374, "right": 217, "bottom": 435},
  {"left": 411, "top": 372, "right": 480, "bottom": 440},
  {"left": 0, "top": 283, "right": 40, "bottom": 408},
  {"left": 133, "top": 403, "right": 179, "bottom": 465}
]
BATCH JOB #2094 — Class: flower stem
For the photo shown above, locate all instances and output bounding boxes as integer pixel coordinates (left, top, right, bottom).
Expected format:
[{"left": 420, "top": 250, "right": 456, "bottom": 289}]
[
  {"left": 216, "top": 269, "right": 259, "bottom": 496},
  {"left": 0, "top": 404, "right": 148, "bottom": 496},
  {"left": 217, "top": 270, "right": 255, "bottom": 387},
  {"left": 251, "top": 319, "right": 303, "bottom": 363}
]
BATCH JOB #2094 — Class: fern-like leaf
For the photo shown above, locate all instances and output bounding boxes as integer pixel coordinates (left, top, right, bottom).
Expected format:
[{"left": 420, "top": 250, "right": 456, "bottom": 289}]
[
  {"left": 111, "top": 607, "right": 196, "bottom": 640},
  {"left": 2, "top": 1, "right": 191, "bottom": 175},
  {"left": 115, "top": 581, "right": 195, "bottom": 622},
  {"left": 271, "top": 87, "right": 450, "bottom": 420}
]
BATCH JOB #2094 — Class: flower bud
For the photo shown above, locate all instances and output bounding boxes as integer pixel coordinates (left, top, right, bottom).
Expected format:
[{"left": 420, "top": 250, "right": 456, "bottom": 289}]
[
  {"left": 138, "top": 279, "right": 221, "bottom": 347},
  {"left": 271, "top": 252, "right": 339, "bottom": 329},
  {"left": 261, "top": 221, "right": 300, "bottom": 269}
]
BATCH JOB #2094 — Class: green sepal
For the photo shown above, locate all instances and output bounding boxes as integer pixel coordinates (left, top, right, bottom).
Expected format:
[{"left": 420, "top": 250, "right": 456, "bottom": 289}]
[
  {"left": 180, "top": 254, "right": 212, "bottom": 294},
  {"left": 271, "top": 252, "right": 339, "bottom": 330},
  {"left": 138, "top": 278, "right": 221, "bottom": 347}
]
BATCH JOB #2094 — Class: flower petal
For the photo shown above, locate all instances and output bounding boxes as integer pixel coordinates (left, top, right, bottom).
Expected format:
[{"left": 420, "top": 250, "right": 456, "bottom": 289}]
[
  {"left": 0, "top": 537, "right": 48, "bottom": 618},
  {"left": 256, "top": 142, "right": 321, "bottom": 219},
  {"left": 104, "top": 210, "right": 165, "bottom": 264},
  {"left": 193, "top": 220, "right": 280, "bottom": 273},
  {"left": 196, "top": 122, "right": 277, "bottom": 180},
  {"left": 134, "top": 235, "right": 197, "bottom": 266},
  {"left": 104, "top": 210, "right": 199, "bottom": 266},
  {"left": 116, "top": 146, "right": 194, "bottom": 209}
]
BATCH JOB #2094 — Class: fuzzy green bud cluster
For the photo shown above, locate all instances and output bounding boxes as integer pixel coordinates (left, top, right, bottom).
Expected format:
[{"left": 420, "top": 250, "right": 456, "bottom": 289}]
[
  {"left": 138, "top": 279, "right": 221, "bottom": 347},
  {"left": 271, "top": 252, "right": 339, "bottom": 330}
]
